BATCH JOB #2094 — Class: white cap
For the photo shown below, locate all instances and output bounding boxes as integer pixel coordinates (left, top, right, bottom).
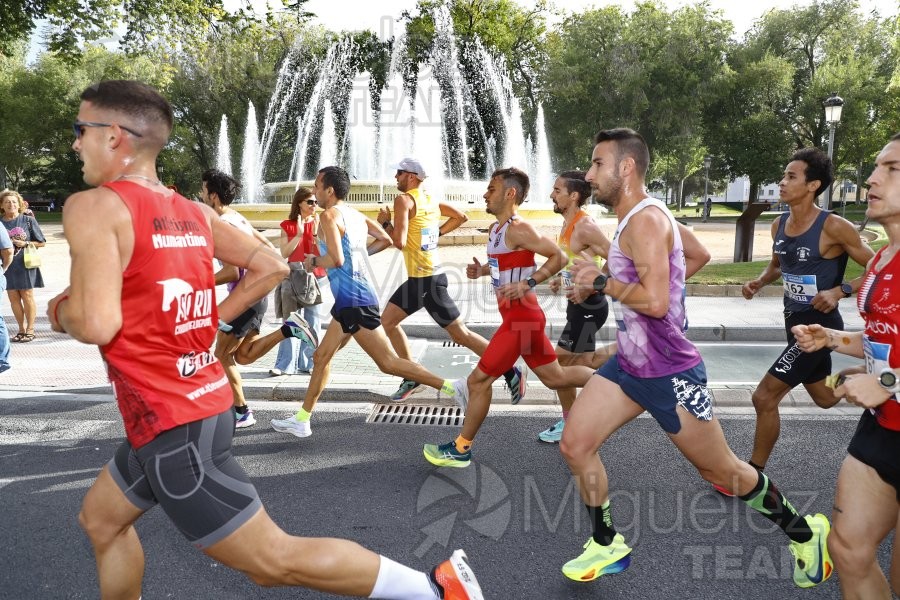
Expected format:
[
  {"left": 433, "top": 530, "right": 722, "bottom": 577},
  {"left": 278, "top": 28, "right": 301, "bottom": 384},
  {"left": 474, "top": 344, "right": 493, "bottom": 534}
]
[{"left": 392, "top": 157, "right": 427, "bottom": 179}]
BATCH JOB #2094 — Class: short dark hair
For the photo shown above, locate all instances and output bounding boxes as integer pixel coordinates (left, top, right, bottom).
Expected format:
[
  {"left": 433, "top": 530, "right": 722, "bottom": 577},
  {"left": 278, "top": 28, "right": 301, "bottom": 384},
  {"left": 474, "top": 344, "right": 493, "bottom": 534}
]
[
  {"left": 558, "top": 170, "right": 591, "bottom": 206},
  {"left": 289, "top": 187, "right": 313, "bottom": 221},
  {"left": 790, "top": 147, "right": 833, "bottom": 197},
  {"left": 491, "top": 167, "right": 530, "bottom": 204},
  {"left": 891, "top": 132, "right": 900, "bottom": 141},
  {"left": 201, "top": 169, "right": 240, "bottom": 205},
  {"left": 594, "top": 128, "right": 650, "bottom": 177},
  {"left": 80, "top": 80, "right": 174, "bottom": 148},
  {"left": 318, "top": 166, "right": 351, "bottom": 200}
]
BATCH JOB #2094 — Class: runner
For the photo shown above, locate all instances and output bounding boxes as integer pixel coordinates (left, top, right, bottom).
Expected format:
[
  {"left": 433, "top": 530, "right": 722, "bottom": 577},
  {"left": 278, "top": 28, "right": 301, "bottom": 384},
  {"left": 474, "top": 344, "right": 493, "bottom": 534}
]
[
  {"left": 423, "top": 167, "right": 596, "bottom": 468},
  {"left": 741, "top": 147, "right": 872, "bottom": 473},
  {"left": 49, "top": 79, "right": 483, "bottom": 600},
  {"left": 792, "top": 133, "right": 900, "bottom": 598},
  {"left": 200, "top": 168, "right": 318, "bottom": 429},
  {"left": 379, "top": 157, "right": 526, "bottom": 404},
  {"left": 270, "top": 166, "right": 469, "bottom": 439},
  {"left": 560, "top": 128, "right": 831, "bottom": 589}
]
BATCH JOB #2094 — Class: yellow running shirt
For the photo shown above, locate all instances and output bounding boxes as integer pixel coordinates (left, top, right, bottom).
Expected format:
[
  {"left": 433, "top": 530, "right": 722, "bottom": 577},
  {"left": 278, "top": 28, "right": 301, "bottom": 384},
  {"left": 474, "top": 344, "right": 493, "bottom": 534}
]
[{"left": 404, "top": 187, "right": 441, "bottom": 276}]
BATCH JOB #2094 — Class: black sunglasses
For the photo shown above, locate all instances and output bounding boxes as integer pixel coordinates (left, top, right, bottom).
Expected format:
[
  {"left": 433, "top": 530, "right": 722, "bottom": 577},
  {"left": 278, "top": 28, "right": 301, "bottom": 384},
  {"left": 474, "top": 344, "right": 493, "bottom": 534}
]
[
  {"left": 73, "top": 120, "right": 144, "bottom": 139},
  {"left": 304, "top": 199, "right": 318, "bottom": 205},
  {"left": 396, "top": 170, "right": 409, "bottom": 176}
]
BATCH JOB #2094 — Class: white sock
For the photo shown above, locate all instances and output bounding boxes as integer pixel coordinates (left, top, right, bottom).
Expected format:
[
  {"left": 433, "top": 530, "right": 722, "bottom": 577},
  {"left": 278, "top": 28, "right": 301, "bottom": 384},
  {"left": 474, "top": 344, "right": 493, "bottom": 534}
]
[{"left": 369, "top": 555, "right": 439, "bottom": 600}]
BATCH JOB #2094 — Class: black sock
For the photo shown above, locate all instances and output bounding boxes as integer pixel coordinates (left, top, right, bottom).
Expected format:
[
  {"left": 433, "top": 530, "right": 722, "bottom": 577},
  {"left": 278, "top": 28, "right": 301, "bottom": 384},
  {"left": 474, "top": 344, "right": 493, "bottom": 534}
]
[
  {"left": 280, "top": 324, "right": 292, "bottom": 338},
  {"left": 235, "top": 405, "right": 249, "bottom": 415},
  {"left": 739, "top": 469, "right": 812, "bottom": 543},
  {"left": 586, "top": 502, "right": 617, "bottom": 545},
  {"left": 503, "top": 368, "right": 516, "bottom": 384}
]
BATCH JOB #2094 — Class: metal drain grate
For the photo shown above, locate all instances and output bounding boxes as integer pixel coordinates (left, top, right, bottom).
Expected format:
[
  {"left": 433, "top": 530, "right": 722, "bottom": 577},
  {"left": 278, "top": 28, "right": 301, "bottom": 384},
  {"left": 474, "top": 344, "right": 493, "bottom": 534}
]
[{"left": 367, "top": 404, "right": 465, "bottom": 427}]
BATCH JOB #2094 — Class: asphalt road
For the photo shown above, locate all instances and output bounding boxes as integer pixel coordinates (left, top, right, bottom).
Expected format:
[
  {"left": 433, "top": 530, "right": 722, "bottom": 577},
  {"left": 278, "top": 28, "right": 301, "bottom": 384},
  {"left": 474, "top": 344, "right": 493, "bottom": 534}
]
[{"left": 1, "top": 393, "right": 890, "bottom": 599}]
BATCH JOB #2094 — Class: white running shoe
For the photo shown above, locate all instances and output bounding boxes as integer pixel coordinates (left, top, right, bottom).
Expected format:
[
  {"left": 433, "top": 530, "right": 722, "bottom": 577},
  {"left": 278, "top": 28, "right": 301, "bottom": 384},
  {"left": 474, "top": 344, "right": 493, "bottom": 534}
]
[
  {"left": 234, "top": 408, "right": 256, "bottom": 429},
  {"left": 452, "top": 378, "right": 468, "bottom": 412},
  {"left": 285, "top": 311, "right": 319, "bottom": 348},
  {"left": 270, "top": 415, "right": 311, "bottom": 438}
]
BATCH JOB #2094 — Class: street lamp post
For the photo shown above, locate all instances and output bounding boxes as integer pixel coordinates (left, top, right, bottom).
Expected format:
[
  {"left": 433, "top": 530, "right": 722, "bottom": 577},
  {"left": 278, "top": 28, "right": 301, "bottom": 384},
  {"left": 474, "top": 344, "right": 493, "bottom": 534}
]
[
  {"left": 702, "top": 155, "right": 711, "bottom": 222},
  {"left": 822, "top": 92, "right": 844, "bottom": 210}
]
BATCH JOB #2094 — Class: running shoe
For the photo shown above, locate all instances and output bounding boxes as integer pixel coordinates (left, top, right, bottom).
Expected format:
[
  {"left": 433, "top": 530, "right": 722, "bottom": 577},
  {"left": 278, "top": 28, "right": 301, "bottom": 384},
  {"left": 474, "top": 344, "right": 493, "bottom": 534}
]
[
  {"left": 285, "top": 311, "right": 319, "bottom": 348},
  {"left": 562, "top": 534, "right": 632, "bottom": 582},
  {"left": 391, "top": 378, "right": 424, "bottom": 402},
  {"left": 270, "top": 415, "right": 312, "bottom": 438},
  {"left": 504, "top": 365, "right": 527, "bottom": 405},
  {"left": 538, "top": 418, "right": 565, "bottom": 443},
  {"left": 451, "top": 378, "right": 469, "bottom": 411},
  {"left": 234, "top": 408, "right": 256, "bottom": 429},
  {"left": 790, "top": 513, "right": 833, "bottom": 588},
  {"left": 711, "top": 483, "right": 736, "bottom": 497},
  {"left": 430, "top": 549, "right": 484, "bottom": 600},
  {"left": 423, "top": 441, "right": 471, "bottom": 468}
]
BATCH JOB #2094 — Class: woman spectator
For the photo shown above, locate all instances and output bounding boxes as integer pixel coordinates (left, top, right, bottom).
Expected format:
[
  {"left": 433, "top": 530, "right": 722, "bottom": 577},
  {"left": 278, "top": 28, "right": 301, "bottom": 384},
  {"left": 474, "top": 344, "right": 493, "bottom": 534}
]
[
  {"left": 270, "top": 187, "right": 328, "bottom": 376},
  {"left": 0, "top": 190, "right": 46, "bottom": 342}
]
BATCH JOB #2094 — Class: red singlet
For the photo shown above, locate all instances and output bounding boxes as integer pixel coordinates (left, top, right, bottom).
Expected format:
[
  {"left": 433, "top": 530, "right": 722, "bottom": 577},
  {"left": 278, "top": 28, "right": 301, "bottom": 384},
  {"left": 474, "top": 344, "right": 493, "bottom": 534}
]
[
  {"left": 858, "top": 246, "right": 900, "bottom": 431},
  {"left": 100, "top": 181, "right": 232, "bottom": 448}
]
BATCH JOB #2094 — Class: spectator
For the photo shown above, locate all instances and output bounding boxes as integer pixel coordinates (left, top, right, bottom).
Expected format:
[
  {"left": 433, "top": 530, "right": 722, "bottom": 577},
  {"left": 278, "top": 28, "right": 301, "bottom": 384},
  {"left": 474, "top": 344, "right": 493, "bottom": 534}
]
[
  {"left": 0, "top": 224, "right": 12, "bottom": 372},
  {"left": 0, "top": 189, "right": 46, "bottom": 342}
]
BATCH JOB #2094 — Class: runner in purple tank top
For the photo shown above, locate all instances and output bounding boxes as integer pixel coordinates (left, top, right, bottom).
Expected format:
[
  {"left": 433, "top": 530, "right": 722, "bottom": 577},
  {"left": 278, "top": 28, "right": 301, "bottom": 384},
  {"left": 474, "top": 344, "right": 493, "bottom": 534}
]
[{"left": 557, "top": 128, "right": 833, "bottom": 590}]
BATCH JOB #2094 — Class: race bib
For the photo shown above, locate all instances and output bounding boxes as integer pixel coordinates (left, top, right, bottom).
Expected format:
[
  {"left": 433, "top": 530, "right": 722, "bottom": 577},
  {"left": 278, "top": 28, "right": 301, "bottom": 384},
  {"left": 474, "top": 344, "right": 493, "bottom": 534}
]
[
  {"left": 612, "top": 298, "right": 626, "bottom": 331},
  {"left": 864, "top": 336, "right": 898, "bottom": 404},
  {"left": 420, "top": 226, "right": 438, "bottom": 252},
  {"left": 561, "top": 270, "right": 572, "bottom": 289},
  {"left": 782, "top": 273, "right": 818, "bottom": 304},
  {"left": 488, "top": 257, "right": 500, "bottom": 288}
]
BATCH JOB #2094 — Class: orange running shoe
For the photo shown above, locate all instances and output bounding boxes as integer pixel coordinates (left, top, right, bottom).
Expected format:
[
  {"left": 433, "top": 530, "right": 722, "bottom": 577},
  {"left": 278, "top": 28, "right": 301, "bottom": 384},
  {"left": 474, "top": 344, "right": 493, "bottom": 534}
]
[{"left": 430, "top": 549, "right": 484, "bottom": 600}]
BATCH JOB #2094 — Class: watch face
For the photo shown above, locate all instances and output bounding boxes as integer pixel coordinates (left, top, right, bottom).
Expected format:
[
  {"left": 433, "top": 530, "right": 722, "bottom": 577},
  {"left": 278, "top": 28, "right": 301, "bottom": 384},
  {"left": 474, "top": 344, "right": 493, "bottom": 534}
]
[
  {"left": 841, "top": 283, "right": 852, "bottom": 296},
  {"left": 882, "top": 371, "right": 898, "bottom": 387}
]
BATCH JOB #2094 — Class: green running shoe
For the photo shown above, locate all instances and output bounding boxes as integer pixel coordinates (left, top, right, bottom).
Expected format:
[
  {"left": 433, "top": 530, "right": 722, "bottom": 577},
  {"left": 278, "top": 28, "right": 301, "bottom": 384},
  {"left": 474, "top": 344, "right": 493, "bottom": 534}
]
[
  {"left": 790, "top": 513, "right": 833, "bottom": 588},
  {"left": 423, "top": 441, "right": 471, "bottom": 468},
  {"left": 538, "top": 418, "right": 565, "bottom": 443},
  {"left": 562, "top": 534, "right": 632, "bottom": 582}
]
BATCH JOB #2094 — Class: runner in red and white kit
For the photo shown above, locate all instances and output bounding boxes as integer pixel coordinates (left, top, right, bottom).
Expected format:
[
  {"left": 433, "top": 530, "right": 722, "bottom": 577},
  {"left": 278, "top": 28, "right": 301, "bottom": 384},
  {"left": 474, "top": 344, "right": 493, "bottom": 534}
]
[
  {"left": 48, "top": 79, "right": 483, "bottom": 600},
  {"left": 423, "top": 167, "right": 596, "bottom": 468},
  {"left": 793, "top": 133, "right": 900, "bottom": 599}
]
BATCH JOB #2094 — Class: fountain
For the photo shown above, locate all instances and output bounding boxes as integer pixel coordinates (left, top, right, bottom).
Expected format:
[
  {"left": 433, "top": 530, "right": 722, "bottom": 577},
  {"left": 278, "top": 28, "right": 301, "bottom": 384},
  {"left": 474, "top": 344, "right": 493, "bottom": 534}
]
[
  {"left": 216, "top": 115, "right": 232, "bottom": 176},
  {"left": 233, "top": 4, "right": 559, "bottom": 213}
]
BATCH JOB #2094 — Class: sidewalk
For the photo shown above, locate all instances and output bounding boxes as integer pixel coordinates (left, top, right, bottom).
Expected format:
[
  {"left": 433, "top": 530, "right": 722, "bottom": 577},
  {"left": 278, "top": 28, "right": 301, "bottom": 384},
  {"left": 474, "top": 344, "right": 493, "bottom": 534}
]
[{"left": 0, "top": 223, "right": 865, "bottom": 410}]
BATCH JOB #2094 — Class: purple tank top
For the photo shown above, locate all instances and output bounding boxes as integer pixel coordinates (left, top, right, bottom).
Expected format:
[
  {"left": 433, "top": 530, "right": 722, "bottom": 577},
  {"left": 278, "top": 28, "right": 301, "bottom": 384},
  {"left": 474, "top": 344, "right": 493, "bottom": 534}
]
[{"left": 608, "top": 198, "right": 702, "bottom": 377}]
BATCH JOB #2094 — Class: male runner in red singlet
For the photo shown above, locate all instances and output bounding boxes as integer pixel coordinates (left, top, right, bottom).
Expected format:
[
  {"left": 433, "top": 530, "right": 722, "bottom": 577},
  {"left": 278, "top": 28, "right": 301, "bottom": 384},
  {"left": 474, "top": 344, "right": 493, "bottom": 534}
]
[
  {"left": 48, "top": 80, "right": 483, "bottom": 600},
  {"left": 792, "top": 133, "right": 900, "bottom": 599},
  {"left": 423, "top": 167, "right": 596, "bottom": 468}
]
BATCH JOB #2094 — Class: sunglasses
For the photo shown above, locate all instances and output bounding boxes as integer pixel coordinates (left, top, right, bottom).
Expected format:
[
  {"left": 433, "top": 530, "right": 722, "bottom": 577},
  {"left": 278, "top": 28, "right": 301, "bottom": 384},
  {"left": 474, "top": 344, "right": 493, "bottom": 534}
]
[
  {"left": 396, "top": 170, "right": 409, "bottom": 176},
  {"left": 304, "top": 199, "right": 318, "bottom": 205},
  {"left": 73, "top": 121, "right": 144, "bottom": 139}
]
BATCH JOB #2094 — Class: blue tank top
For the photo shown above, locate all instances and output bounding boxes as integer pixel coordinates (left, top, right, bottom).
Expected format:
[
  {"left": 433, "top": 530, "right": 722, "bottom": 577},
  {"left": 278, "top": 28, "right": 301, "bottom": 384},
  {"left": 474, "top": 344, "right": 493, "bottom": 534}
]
[
  {"left": 318, "top": 204, "right": 379, "bottom": 310},
  {"left": 774, "top": 210, "right": 848, "bottom": 313}
]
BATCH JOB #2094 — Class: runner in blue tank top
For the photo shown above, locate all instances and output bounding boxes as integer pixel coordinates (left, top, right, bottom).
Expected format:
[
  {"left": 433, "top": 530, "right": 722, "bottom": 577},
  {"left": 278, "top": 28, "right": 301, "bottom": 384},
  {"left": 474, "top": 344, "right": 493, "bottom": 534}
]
[
  {"left": 560, "top": 128, "right": 833, "bottom": 590},
  {"left": 270, "top": 166, "right": 469, "bottom": 440},
  {"left": 741, "top": 148, "right": 872, "bottom": 473}
]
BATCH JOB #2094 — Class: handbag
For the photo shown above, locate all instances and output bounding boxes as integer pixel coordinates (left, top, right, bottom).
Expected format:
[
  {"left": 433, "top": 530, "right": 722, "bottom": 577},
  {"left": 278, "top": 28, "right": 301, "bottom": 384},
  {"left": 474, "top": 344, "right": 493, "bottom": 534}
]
[
  {"left": 288, "top": 262, "right": 322, "bottom": 307},
  {"left": 23, "top": 243, "right": 41, "bottom": 269}
]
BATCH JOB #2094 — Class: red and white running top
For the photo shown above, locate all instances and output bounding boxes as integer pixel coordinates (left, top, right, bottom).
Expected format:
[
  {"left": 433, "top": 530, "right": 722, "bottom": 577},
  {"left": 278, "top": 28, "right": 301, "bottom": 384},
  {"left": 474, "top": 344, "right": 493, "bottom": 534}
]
[{"left": 487, "top": 216, "right": 536, "bottom": 291}]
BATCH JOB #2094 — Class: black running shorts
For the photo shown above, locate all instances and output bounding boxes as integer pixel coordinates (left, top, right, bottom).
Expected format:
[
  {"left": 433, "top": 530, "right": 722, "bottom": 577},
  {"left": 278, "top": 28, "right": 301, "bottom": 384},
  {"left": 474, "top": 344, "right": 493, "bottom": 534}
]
[
  {"left": 767, "top": 309, "right": 843, "bottom": 387},
  {"left": 227, "top": 297, "right": 268, "bottom": 339},
  {"left": 388, "top": 273, "right": 461, "bottom": 327},
  {"left": 331, "top": 304, "right": 381, "bottom": 334},
  {"left": 847, "top": 410, "right": 900, "bottom": 501},
  {"left": 107, "top": 409, "right": 262, "bottom": 549},
  {"left": 558, "top": 294, "right": 609, "bottom": 353}
]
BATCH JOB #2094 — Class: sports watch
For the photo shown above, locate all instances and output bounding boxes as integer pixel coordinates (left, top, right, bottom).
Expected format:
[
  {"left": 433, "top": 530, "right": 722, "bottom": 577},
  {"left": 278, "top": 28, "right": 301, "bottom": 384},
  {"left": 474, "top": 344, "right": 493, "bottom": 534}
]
[
  {"left": 878, "top": 368, "right": 900, "bottom": 395},
  {"left": 840, "top": 282, "right": 853, "bottom": 298},
  {"left": 592, "top": 274, "right": 608, "bottom": 293},
  {"left": 526, "top": 277, "right": 537, "bottom": 289}
]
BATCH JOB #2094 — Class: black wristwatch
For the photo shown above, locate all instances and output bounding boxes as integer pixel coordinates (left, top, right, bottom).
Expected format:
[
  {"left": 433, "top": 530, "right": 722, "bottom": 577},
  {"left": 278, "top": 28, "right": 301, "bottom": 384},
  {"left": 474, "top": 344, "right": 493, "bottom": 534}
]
[
  {"left": 526, "top": 276, "right": 537, "bottom": 289},
  {"left": 879, "top": 368, "right": 900, "bottom": 395},
  {"left": 592, "top": 274, "right": 608, "bottom": 293},
  {"left": 381, "top": 220, "right": 392, "bottom": 230},
  {"left": 840, "top": 282, "right": 853, "bottom": 298}
]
